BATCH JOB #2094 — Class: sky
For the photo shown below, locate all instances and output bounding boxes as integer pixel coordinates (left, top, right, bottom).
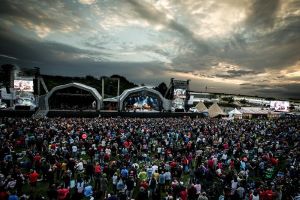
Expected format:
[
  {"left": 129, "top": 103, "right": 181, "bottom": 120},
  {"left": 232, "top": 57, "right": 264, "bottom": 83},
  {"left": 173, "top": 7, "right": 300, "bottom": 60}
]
[{"left": 0, "top": 0, "right": 299, "bottom": 99}]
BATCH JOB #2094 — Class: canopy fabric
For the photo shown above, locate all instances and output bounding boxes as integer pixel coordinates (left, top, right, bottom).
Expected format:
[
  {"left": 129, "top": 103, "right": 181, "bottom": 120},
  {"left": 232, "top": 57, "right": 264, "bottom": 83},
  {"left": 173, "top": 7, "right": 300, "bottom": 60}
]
[
  {"left": 195, "top": 101, "right": 208, "bottom": 112},
  {"left": 45, "top": 82, "right": 102, "bottom": 110},
  {"left": 208, "top": 103, "right": 226, "bottom": 118},
  {"left": 228, "top": 108, "right": 242, "bottom": 116}
]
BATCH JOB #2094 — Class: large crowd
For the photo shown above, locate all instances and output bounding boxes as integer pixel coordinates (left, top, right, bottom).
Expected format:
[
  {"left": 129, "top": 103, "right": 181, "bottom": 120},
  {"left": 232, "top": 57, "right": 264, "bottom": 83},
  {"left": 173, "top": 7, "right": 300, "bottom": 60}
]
[{"left": 0, "top": 116, "right": 299, "bottom": 200}]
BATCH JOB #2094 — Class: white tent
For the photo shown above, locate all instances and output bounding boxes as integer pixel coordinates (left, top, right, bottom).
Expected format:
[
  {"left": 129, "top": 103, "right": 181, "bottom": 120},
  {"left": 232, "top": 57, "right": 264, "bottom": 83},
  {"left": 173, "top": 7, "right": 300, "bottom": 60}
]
[{"left": 228, "top": 108, "right": 242, "bottom": 119}]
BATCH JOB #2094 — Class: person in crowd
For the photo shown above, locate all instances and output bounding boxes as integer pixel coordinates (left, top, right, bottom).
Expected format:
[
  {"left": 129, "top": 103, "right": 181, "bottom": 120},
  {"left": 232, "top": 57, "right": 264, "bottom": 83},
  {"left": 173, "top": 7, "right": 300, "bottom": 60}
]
[
  {"left": 198, "top": 192, "right": 208, "bottom": 200},
  {"left": 28, "top": 170, "right": 39, "bottom": 192},
  {"left": 47, "top": 184, "right": 57, "bottom": 200},
  {"left": 125, "top": 176, "right": 135, "bottom": 199},
  {"left": 100, "top": 173, "right": 108, "bottom": 200},
  {"left": 0, "top": 116, "right": 298, "bottom": 199},
  {"left": 83, "top": 183, "right": 93, "bottom": 198},
  {"left": 148, "top": 176, "right": 157, "bottom": 198},
  {"left": 57, "top": 185, "right": 70, "bottom": 200},
  {"left": 75, "top": 176, "right": 84, "bottom": 199}
]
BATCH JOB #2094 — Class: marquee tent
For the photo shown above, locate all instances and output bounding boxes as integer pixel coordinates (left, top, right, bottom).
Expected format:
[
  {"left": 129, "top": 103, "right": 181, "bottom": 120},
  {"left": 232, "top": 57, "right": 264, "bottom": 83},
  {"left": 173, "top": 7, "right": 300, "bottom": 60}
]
[
  {"left": 195, "top": 101, "right": 208, "bottom": 112},
  {"left": 228, "top": 108, "right": 242, "bottom": 119},
  {"left": 208, "top": 103, "right": 226, "bottom": 118}
]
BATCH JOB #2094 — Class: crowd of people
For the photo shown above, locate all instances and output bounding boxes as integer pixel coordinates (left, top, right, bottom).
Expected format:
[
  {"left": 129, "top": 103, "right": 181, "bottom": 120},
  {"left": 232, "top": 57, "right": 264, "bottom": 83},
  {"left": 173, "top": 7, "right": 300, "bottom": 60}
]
[{"left": 0, "top": 116, "right": 299, "bottom": 200}]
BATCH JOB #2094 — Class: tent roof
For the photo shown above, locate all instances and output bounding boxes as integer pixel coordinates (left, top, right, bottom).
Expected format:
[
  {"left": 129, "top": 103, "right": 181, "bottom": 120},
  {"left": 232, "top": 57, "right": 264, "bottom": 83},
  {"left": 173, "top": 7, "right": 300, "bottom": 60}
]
[
  {"left": 48, "top": 82, "right": 102, "bottom": 100},
  {"left": 45, "top": 82, "right": 103, "bottom": 110},
  {"left": 229, "top": 108, "right": 242, "bottom": 115},
  {"left": 119, "top": 86, "right": 166, "bottom": 111},
  {"left": 208, "top": 103, "right": 226, "bottom": 117},
  {"left": 239, "top": 107, "right": 270, "bottom": 114},
  {"left": 195, "top": 101, "right": 208, "bottom": 112}
]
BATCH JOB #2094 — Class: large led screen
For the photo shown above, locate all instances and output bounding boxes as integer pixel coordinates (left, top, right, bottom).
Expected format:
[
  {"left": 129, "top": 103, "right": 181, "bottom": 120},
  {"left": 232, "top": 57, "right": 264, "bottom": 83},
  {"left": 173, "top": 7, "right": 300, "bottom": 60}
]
[
  {"left": 270, "top": 101, "right": 289, "bottom": 112},
  {"left": 14, "top": 79, "right": 34, "bottom": 92},
  {"left": 174, "top": 88, "right": 186, "bottom": 99}
]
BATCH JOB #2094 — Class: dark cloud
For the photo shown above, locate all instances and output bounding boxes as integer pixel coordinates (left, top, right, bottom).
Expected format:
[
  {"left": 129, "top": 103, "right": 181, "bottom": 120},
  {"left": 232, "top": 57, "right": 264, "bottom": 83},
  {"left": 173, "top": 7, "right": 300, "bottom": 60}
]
[
  {"left": 240, "top": 83, "right": 272, "bottom": 89},
  {"left": 139, "top": 0, "right": 299, "bottom": 76},
  {"left": 126, "top": 0, "right": 209, "bottom": 53},
  {"left": 0, "top": 0, "right": 299, "bottom": 99},
  {"left": 215, "top": 69, "right": 261, "bottom": 78},
  {"left": 245, "top": 0, "right": 280, "bottom": 29},
  {"left": 0, "top": 28, "right": 109, "bottom": 64},
  {"left": 84, "top": 35, "right": 113, "bottom": 50},
  {"left": 0, "top": 0, "right": 91, "bottom": 35},
  {"left": 169, "top": 69, "right": 194, "bottom": 74},
  {"left": 254, "top": 84, "right": 300, "bottom": 99},
  {"left": 218, "top": 18, "right": 300, "bottom": 72},
  {"left": 0, "top": 26, "right": 168, "bottom": 84},
  {"left": 240, "top": 83, "right": 300, "bottom": 99}
]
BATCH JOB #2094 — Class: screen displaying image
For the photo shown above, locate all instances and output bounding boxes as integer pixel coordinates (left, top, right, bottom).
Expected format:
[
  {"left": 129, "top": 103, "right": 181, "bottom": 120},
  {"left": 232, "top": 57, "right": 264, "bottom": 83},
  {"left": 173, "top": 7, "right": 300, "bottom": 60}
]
[
  {"left": 174, "top": 88, "right": 186, "bottom": 99},
  {"left": 14, "top": 80, "right": 34, "bottom": 92},
  {"left": 270, "top": 101, "right": 289, "bottom": 112},
  {"left": 173, "top": 98, "right": 184, "bottom": 109}
]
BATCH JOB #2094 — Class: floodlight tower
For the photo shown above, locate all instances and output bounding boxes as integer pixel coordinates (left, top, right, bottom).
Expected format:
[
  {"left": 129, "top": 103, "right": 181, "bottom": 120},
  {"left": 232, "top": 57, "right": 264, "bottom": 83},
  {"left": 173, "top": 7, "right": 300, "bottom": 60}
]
[
  {"left": 1, "top": 64, "right": 15, "bottom": 107},
  {"left": 101, "top": 77, "right": 120, "bottom": 111}
]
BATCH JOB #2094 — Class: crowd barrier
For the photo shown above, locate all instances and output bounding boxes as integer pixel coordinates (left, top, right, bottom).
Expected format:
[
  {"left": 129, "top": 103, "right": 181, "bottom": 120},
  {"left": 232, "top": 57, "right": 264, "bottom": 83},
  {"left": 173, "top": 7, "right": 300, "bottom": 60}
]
[
  {"left": 47, "top": 110, "right": 207, "bottom": 118},
  {"left": 0, "top": 110, "right": 35, "bottom": 118}
]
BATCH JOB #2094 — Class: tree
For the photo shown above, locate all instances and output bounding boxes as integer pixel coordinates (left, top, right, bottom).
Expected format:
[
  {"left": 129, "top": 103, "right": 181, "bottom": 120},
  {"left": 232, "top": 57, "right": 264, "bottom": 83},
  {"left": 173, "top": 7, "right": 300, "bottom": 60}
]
[
  {"left": 266, "top": 97, "right": 275, "bottom": 100},
  {"left": 86, "top": 75, "right": 97, "bottom": 80},
  {"left": 240, "top": 99, "right": 248, "bottom": 104},
  {"left": 221, "top": 96, "right": 234, "bottom": 104}
]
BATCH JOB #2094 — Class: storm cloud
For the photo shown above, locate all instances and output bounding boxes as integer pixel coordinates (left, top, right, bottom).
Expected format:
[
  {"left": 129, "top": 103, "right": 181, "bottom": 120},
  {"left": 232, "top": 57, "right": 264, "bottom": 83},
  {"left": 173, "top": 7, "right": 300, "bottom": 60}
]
[{"left": 0, "top": 0, "right": 299, "bottom": 99}]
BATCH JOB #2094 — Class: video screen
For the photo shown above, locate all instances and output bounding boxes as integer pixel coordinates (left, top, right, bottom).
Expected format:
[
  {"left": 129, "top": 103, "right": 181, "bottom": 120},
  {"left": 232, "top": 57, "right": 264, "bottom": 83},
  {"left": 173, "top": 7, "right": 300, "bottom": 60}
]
[
  {"left": 173, "top": 98, "right": 185, "bottom": 109},
  {"left": 270, "top": 101, "right": 289, "bottom": 112},
  {"left": 14, "top": 80, "right": 34, "bottom": 92},
  {"left": 174, "top": 88, "right": 186, "bottom": 99}
]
